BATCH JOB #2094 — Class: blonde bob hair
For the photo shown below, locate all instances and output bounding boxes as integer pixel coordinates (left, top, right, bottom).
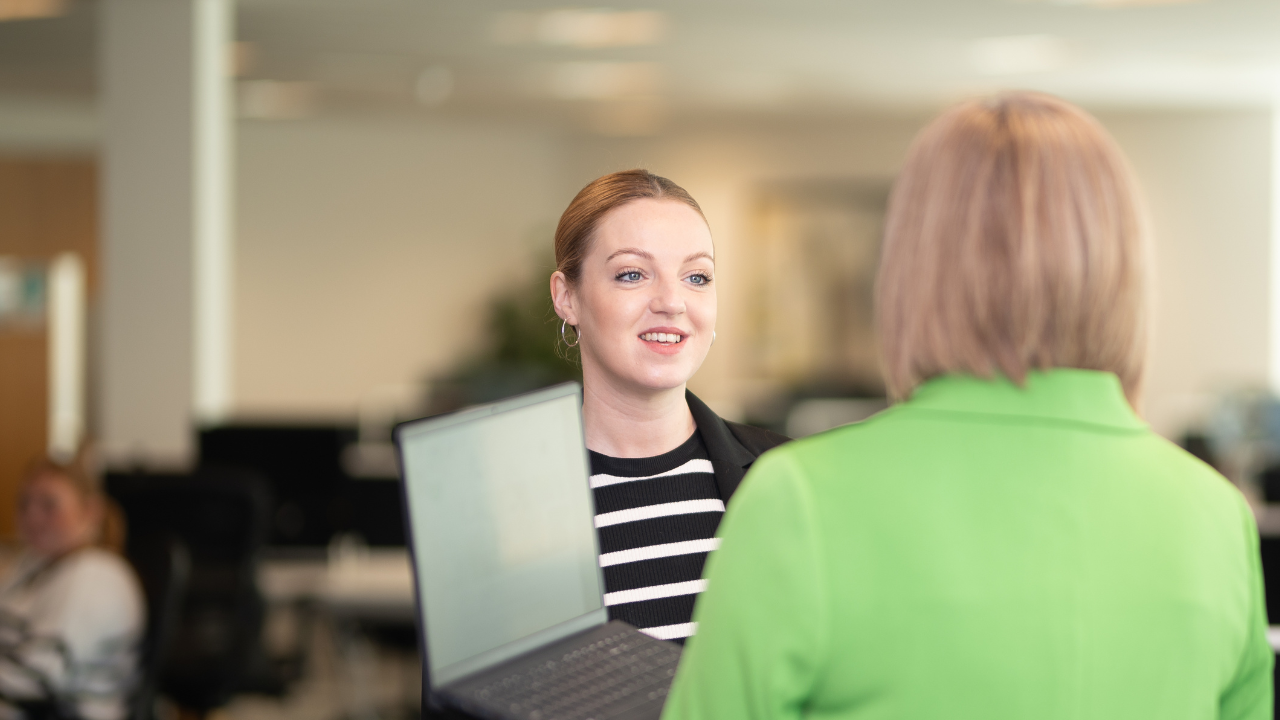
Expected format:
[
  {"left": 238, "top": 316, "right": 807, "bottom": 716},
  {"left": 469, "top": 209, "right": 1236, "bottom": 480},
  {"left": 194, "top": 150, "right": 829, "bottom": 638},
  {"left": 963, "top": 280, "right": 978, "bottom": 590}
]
[{"left": 876, "top": 92, "right": 1149, "bottom": 404}]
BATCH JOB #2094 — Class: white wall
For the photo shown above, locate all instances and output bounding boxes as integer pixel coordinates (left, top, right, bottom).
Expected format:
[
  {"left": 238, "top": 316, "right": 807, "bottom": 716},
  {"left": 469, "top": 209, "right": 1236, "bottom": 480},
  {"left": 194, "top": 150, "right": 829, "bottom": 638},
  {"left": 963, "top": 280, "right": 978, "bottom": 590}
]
[
  {"left": 231, "top": 114, "right": 929, "bottom": 421},
  {"left": 230, "top": 108, "right": 1273, "bottom": 440},
  {"left": 234, "top": 116, "right": 566, "bottom": 417},
  {"left": 1100, "top": 110, "right": 1273, "bottom": 437}
]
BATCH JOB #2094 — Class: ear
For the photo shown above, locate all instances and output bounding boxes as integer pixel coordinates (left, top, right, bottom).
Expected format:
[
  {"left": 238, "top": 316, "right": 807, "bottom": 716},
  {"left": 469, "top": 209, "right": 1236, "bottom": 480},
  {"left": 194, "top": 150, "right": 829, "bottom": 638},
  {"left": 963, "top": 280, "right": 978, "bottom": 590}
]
[{"left": 550, "top": 271, "right": 578, "bottom": 326}]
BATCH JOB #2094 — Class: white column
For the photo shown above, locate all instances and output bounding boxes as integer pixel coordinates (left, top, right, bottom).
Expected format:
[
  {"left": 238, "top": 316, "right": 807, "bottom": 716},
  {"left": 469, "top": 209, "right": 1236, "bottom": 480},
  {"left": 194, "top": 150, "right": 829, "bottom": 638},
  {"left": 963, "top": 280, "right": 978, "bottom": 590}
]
[
  {"left": 192, "top": 0, "right": 235, "bottom": 424},
  {"left": 46, "top": 251, "right": 85, "bottom": 458},
  {"left": 98, "top": 0, "right": 234, "bottom": 465},
  {"left": 47, "top": 253, "right": 86, "bottom": 463}
]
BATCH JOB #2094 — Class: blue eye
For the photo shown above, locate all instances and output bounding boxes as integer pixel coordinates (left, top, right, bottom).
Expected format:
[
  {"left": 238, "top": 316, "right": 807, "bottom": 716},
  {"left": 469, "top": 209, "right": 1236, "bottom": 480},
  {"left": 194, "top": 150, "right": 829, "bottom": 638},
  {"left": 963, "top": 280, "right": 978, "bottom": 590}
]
[
  {"left": 688, "top": 274, "right": 710, "bottom": 285},
  {"left": 617, "top": 271, "right": 643, "bottom": 282}
]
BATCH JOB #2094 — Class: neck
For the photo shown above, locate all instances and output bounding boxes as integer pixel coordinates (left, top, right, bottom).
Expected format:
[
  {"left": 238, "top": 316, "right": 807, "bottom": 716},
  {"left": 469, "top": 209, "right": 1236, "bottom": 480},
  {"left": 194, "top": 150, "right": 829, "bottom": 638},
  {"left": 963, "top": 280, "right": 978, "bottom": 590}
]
[{"left": 582, "top": 368, "right": 696, "bottom": 459}]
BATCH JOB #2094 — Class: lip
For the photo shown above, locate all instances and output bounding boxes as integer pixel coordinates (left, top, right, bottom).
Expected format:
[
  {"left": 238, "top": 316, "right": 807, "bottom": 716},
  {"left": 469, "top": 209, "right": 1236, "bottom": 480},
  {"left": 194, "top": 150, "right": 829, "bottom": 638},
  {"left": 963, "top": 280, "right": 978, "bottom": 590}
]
[{"left": 638, "top": 326, "right": 691, "bottom": 356}]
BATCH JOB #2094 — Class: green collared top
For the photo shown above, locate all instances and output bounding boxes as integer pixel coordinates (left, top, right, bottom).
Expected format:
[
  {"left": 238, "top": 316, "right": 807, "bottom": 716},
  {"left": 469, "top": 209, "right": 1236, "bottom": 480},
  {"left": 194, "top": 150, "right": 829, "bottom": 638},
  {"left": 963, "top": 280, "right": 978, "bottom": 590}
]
[{"left": 663, "top": 369, "right": 1272, "bottom": 720}]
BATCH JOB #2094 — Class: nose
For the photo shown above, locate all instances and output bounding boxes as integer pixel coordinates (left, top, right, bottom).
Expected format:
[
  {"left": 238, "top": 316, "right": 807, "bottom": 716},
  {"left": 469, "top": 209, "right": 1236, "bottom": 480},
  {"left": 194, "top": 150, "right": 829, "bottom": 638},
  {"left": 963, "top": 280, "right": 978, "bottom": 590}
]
[{"left": 648, "top": 275, "right": 685, "bottom": 316}]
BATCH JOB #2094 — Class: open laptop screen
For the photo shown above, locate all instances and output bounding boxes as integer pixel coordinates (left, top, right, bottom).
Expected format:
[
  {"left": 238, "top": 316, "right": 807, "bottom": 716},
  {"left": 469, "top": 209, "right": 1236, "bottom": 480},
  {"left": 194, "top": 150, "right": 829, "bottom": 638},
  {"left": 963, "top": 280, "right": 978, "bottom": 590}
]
[{"left": 398, "top": 384, "right": 606, "bottom": 686}]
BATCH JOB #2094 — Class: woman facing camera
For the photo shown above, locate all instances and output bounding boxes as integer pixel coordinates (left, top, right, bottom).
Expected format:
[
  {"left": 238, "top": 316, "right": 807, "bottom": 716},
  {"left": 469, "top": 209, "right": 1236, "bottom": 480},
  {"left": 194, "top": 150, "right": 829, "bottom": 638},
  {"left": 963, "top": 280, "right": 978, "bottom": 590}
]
[
  {"left": 0, "top": 459, "right": 144, "bottom": 720},
  {"left": 551, "top": 170, "right": 788, "bottom": 643},
  {"left": 664, "top": 93, "right": 1271, "bottom": 719}
]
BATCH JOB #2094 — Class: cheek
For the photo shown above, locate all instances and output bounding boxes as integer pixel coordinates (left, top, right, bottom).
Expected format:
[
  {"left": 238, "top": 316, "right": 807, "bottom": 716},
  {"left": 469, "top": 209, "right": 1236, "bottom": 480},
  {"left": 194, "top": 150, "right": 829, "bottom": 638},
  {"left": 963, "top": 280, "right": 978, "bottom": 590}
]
[
  {"left": 19, "top": 504, "right": 52, "bottom": 535},
  {"left": 51, "top": 505, "right": 76, "bottom": 528},
  {"left": 689, "top": 291, "right": 717, "bottom": 330},
  {"left": 35, "top": 499, "right": 75, "bottom": 531},
  {"left": 580, "top": 287, "right": 647, "bottom": 336}
]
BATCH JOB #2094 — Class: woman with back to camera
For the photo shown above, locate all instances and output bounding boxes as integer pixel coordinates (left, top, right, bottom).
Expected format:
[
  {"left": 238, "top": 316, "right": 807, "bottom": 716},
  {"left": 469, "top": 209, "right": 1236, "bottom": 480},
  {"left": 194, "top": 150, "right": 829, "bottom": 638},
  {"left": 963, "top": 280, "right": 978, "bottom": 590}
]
[
  {"left": 663, "top": 92, "right": 1272, "bottom": 719},
  {"left": 550, "top": 169, "right": 788, "bottom": 644},
  {"left": 0, "top": 458, "right": 144, "bottom": 720}
]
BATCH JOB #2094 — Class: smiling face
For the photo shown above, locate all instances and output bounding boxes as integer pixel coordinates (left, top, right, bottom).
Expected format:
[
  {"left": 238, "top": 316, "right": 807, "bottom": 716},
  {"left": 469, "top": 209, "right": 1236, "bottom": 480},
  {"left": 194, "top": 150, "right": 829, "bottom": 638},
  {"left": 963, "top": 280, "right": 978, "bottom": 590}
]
[{"left": 554, "top": 198, "right": 717, "bottom": 397}]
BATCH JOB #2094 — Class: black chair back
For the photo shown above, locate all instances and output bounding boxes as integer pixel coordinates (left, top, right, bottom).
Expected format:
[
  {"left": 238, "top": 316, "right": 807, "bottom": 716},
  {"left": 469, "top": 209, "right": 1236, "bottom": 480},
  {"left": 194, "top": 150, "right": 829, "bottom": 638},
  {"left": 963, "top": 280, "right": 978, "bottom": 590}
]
[
  {"left": 127, "top": 538, "right": 190, "bottom": 720},
  {"left": 108, "top": 468, "right": 271, "bottom": 714}
]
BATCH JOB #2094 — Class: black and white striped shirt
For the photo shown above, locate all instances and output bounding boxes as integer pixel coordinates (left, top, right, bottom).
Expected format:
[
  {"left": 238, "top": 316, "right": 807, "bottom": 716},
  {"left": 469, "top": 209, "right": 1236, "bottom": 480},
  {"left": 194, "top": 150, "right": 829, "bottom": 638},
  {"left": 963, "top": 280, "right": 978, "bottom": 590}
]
[{"left": 589, "top": 431, "right": 723, "bottom": 643}]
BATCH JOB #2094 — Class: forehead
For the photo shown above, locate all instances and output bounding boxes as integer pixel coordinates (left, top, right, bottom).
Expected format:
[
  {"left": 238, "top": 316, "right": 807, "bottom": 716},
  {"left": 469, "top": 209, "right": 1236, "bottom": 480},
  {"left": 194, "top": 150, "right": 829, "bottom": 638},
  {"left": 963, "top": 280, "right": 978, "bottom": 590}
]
[
  {"left": 591, "top": 198, "right": 713, "bottom": 261},
  {"left": 24, "top": 471, "right": 76, "bottom": 495}
]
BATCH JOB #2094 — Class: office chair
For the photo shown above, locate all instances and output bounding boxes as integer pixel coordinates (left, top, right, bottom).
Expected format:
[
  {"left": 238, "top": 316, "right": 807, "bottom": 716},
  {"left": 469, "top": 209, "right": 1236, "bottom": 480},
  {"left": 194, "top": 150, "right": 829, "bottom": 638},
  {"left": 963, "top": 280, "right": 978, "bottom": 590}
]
[
  {"left": 108, "top": 469, "right": 272, "bottom": 717},
  {"left": 126, "top": 538, "right": 191, "bottom": 720}
]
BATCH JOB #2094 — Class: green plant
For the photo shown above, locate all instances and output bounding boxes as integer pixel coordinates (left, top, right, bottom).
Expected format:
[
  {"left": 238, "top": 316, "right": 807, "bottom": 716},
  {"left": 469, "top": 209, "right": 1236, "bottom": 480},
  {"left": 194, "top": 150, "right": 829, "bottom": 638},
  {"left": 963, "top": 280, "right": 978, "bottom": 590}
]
[{"left": 427, "top": 256, "right": 581, "bottom": 413}]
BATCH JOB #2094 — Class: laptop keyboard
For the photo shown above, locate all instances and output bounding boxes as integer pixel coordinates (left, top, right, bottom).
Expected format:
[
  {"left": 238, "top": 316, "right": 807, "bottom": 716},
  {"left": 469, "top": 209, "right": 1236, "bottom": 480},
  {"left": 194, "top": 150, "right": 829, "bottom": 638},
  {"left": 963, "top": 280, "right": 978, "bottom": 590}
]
[{"left": 462, "top": 626, "right": 682, "bottom": 720}]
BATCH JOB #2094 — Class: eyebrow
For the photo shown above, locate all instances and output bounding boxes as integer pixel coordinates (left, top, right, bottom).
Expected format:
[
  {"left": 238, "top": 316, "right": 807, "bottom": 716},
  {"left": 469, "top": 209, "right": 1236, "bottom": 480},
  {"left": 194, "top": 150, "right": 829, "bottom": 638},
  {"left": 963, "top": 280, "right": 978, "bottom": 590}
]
[
  {"left": 606, "top": 248, "right": 653, "bottom": 262},
  {"left": 605, "top": 248, "right": 716, "bottom": 263}
]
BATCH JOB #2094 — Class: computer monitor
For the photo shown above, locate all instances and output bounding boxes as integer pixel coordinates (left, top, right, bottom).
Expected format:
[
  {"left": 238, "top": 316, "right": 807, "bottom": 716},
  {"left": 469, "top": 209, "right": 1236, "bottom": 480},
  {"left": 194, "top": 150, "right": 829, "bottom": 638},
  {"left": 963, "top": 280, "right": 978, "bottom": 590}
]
[
  {"left": 199, "top": 425, "right": 406, "bottom": 548},
  {"left": 396, "top": 383, "right": 606, "bottom": 687}
]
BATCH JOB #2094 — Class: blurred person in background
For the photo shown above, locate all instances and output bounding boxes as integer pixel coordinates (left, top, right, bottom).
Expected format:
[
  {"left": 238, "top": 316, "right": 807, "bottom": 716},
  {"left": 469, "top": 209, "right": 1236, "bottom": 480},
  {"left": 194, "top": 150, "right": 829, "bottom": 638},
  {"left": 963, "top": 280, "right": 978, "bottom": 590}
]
[
  {"left": 662, "top": 93, "right": 1272, "bottom": 719},
  {"left": 0, "top": 458, "right": 143, "bottom": 720},
  {"left": 550, "top": 169, "right": 788, "bottom": 643}
]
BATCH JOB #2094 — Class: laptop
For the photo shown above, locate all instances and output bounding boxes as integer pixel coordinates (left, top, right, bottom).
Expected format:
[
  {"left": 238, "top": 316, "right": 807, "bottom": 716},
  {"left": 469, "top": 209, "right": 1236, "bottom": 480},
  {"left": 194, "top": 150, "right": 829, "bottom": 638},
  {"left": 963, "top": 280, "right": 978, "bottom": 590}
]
[{"left": 395, "top": 382, "right": 683, "bottom": 720}]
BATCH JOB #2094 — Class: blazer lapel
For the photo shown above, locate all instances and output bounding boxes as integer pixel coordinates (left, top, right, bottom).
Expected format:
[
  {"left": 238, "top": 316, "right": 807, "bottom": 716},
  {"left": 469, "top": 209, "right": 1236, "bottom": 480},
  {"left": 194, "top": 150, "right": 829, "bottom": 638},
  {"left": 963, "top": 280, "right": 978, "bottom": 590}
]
[{"left": 686, "top": 390, "right": 756, "bottom": 502}]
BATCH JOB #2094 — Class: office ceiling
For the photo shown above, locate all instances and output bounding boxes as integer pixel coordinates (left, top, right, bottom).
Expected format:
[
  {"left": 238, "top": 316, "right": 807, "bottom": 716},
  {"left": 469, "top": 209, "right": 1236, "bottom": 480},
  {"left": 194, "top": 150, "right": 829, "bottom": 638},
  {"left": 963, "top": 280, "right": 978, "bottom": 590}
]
[{"left": 2, "top": 0, "right": 1279, "bottom": 133}]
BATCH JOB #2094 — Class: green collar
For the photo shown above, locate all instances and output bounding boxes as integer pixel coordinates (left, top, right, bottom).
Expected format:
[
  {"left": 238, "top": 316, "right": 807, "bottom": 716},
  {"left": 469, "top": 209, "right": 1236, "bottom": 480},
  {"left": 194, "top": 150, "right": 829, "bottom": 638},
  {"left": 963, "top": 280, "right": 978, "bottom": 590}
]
[{"left": 905, "top": 369, "right": 1146, "bottom": 432}]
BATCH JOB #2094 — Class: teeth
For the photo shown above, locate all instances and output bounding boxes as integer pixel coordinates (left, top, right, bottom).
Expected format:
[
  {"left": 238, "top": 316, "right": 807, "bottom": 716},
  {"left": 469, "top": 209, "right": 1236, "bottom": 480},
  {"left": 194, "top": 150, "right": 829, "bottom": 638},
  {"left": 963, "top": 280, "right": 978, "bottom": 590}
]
[{"left": 642, "top": 333, "right": 682, "bottom": 343}]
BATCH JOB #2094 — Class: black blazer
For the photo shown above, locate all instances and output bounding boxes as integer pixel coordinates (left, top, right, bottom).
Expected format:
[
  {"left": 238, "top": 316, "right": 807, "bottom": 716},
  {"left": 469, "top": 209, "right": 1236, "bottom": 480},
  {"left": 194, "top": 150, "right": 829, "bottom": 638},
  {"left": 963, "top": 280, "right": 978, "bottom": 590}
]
[{"left": 686, "top": 390, "right": 790, "bottom": 503}]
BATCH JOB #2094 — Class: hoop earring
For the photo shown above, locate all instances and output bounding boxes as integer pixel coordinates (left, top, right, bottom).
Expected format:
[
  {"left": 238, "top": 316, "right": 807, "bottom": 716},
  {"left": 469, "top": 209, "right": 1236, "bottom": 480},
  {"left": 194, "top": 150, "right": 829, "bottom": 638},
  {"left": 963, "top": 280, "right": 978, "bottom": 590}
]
[
  {"left": 561, "top": 319, "right": 581, "bottom": 347},
  {"left": 712, "top": 331, "right": 716, "bottom": 345}
]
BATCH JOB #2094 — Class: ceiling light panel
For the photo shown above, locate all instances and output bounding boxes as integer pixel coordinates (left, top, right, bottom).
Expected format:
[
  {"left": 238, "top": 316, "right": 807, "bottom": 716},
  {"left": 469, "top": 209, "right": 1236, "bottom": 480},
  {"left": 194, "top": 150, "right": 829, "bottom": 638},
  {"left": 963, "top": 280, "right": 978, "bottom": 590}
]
[{"left": 492, "top": 9, "right": 666, "bottom": 48}]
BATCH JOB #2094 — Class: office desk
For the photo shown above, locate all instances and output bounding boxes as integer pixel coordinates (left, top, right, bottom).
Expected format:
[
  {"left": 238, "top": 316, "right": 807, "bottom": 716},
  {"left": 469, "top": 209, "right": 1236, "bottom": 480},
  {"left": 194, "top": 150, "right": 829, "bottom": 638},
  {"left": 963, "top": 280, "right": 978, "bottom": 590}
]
[
  {"left": 261, "top": 548, "right": 1280, "bottom": 667},
  {"left": 259, "top": 547, "right": 416, "bottom": 620},
  {"left": 327, "top": 550, "right": 417, "bottom": 622},
  {"left": 260, "top": 549, "right": 418, "bottom": 718}
]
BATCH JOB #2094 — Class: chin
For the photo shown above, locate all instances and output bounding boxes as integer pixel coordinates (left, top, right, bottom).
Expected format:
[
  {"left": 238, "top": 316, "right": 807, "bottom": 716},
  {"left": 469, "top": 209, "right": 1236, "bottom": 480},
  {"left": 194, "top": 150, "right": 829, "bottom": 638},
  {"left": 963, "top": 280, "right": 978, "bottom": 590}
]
[
  {"left": 587, "top": 344, "right": 707, "bottom": 395},
  {"left": 628, "top": 364, "right": 699, "bottom": 393}
]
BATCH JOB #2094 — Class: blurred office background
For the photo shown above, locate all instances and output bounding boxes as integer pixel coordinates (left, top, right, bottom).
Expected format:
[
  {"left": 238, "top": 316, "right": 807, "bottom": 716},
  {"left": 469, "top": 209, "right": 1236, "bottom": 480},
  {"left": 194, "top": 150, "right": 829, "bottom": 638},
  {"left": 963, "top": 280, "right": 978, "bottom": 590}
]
[{"left": 3, "top": 0, "right": 1280, "bottom": 718}]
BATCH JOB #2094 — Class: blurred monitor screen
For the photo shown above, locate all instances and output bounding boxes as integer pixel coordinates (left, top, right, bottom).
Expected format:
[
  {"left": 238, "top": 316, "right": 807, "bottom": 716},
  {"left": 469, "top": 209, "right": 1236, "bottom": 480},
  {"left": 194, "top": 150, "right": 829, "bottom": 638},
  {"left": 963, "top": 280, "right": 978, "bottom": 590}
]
[{"left": 199, "top": 425, "right": 405, "bottom": 548}]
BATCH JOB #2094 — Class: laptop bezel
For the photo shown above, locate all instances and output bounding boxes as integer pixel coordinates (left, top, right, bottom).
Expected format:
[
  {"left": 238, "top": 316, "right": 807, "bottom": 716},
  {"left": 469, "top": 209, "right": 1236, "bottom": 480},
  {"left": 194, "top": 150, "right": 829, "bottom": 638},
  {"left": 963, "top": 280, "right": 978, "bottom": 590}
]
[{"left": 393, "top": 382, "right": 606, "bottom": 712}]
